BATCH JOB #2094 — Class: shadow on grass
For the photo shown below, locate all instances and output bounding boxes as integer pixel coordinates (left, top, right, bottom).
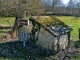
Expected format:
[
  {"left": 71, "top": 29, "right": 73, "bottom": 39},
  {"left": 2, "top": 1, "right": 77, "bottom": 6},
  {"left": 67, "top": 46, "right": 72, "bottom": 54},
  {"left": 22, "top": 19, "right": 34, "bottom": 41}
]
[
  {"left": 0, "top": 41, "right": 55, "bottom": 60},
  {"left": 74, "top": 40, "right": 80, "bottom": 48}
]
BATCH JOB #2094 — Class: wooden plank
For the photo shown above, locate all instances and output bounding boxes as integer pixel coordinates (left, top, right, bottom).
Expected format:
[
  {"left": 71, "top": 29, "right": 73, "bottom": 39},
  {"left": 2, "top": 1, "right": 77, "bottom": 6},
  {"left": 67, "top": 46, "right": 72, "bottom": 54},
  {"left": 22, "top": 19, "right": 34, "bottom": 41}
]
[{"left": 0, "top": 25, "right": 12, "bottom": 29}]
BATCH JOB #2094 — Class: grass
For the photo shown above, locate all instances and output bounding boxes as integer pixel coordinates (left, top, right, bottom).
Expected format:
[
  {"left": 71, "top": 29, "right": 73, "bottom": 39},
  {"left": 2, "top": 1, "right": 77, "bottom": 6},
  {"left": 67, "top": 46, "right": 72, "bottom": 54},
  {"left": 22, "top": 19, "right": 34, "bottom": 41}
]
[
  {"left": 0, "top": 29, "right": 11, "bottom": 37},
  {"left": 0, "top": 16, "right": 30, "bottom": 37},
  {"left": 0, "top": 17, "right": 15, "bottom": 37},
  {"left": 0, "top": 29, "right": 11, "bottom": 33},
  {"left": 0, "top": 17, "right": 15, "bottom": 26},
  {"left": 73, "top": 56, "right": 80, "bottom": 60},
  {"left": 56, "top": 16, "right": 80, "bottom": 41},
  {"left": 0, "top": 33, "right": 6, "bottom": 37},
  {"left": 0, "top": 16, "right": 80, "bottom": 39}
]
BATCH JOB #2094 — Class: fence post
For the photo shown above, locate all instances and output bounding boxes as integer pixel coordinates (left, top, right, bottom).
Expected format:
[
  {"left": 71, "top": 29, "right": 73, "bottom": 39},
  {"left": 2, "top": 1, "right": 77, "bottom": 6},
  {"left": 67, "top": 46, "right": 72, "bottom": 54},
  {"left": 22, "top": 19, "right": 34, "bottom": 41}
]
[
  {"left": 79, "top": 28, "right": 80, "bottom": 40},
  {"left": 22, "top": 25, "right": 26, "bottom": 47}
]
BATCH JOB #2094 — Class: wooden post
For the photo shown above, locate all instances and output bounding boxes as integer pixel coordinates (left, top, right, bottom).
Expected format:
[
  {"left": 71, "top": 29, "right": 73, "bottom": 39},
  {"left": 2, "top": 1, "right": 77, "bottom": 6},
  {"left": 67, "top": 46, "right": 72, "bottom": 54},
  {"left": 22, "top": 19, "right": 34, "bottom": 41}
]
[{"left": 79, "top": 28, "right": 80, "bottom": 40}]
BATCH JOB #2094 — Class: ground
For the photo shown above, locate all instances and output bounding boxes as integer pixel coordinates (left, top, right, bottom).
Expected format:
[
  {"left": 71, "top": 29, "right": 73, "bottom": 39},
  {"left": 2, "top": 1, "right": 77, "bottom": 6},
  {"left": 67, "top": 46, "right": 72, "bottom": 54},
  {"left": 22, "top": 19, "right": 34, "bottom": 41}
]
[
  {"left": 0, "top": 39, "right": 80, "bottom": 60},
  {"left": 0, "top": 41, "right": 56, "bottom": 60}
]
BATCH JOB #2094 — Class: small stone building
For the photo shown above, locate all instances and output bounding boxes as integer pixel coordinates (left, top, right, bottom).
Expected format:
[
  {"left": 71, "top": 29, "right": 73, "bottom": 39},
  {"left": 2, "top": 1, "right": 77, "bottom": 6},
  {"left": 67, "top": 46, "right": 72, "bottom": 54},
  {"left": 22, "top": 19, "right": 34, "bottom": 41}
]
[{"left": 26, "top": 16, "right": 72, "bottom": 52}]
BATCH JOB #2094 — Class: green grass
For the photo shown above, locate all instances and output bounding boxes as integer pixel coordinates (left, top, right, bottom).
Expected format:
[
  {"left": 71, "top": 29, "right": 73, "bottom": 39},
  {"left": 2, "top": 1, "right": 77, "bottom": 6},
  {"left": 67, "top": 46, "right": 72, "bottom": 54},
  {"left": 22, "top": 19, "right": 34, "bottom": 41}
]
[
  {"left": 0, "top": 33, "right": 6, "bottom": 37},
  {"left": 0, "top": 29, "right": 11, "bottom": 33},
  {"left": 73, "top": 56, "right": 80, "bottom": 60},
  {"left": 0, "top": 17, "right": 15, "bottom": 37},
  {"left": 0, "top": 16, "right": 30, "bottom": 37},
  {"left": 0, "top": 17, "right": 15, "bottom": 26},
  {"left": 0, "top": 16, "right": 80, "bottom": 40},
  {"left": 0, "top": 29, "right": 11, "bottom": 37},
  {"left": 56, "top": 16, "right": 80, "bottom": 41}
]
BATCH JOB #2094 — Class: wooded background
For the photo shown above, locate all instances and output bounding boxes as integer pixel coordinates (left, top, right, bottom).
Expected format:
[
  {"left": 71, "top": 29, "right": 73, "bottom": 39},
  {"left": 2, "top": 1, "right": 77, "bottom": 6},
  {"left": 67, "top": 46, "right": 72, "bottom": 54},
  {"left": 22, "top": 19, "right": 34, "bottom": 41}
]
[{"left": 0, "top": 0, "right": 80, "bottom": 17}]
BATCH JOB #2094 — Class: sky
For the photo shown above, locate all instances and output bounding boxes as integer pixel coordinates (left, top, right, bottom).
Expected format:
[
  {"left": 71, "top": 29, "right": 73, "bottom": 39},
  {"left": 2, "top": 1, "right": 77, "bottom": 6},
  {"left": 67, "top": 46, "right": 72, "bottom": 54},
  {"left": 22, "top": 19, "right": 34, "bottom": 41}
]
[
  {"left": 61, "top": 0, "right": 70, "bottom": 5},
  {"left": 43, "top": 0, "right": 70, "bottom": 5}
]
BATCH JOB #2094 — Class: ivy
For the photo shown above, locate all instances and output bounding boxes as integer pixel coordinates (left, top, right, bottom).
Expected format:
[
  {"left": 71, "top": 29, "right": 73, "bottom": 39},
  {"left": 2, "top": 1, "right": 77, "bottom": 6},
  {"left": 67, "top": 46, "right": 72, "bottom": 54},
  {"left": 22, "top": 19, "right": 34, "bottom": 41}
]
[{"left": 29, "top": 17, "right": 41, "bottom": 43}]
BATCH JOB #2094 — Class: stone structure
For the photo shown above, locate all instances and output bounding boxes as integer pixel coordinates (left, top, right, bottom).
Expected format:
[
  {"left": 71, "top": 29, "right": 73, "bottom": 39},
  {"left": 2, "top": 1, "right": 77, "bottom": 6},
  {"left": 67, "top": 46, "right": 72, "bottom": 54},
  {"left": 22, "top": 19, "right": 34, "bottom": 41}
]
[{"left": 26, "top": 16, "right": 72, "bottom": 53}]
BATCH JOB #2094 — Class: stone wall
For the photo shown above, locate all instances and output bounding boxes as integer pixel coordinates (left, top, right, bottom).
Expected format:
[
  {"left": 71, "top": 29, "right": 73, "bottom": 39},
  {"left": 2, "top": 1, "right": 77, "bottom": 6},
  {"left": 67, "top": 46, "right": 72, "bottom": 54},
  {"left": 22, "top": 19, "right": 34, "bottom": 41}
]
[
  {"left": 36, "top": 27, "right": 69, "bottom": 51},
  {"left": 59, "top": 34, "right": 68, "bottom": 49},
  {"left": 25, "top": 21, "right": 33, "bottom": 33},
  {"left": 24, "top": 19, "right": 69, "bottom": 51},
  {"left": 36, "top": 26, "right": 56, "bottom": 50}
]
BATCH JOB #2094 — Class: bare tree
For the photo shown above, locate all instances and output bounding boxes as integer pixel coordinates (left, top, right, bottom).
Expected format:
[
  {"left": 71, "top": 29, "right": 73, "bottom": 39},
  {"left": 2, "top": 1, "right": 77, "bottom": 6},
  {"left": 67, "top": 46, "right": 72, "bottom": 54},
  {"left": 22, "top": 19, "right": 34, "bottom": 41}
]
[
  {"left": 0, "top": 0, "right": 45, "bottom": 17},
  {"left": 26, "top": 0, "right": 44, "bottom": 16}
]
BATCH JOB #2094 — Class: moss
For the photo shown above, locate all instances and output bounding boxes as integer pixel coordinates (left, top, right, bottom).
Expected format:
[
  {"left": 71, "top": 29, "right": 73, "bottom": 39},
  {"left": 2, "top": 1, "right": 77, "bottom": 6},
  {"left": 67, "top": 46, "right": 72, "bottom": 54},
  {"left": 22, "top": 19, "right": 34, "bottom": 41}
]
[{"left": 33, "top": 16, "right": 68, "bottom": 27}]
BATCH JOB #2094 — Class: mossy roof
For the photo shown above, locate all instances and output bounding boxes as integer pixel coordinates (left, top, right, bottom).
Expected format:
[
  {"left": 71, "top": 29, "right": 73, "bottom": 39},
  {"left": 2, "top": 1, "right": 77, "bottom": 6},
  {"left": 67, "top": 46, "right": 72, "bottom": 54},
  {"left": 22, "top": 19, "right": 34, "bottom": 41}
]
[{"left": 30, "top": 16, "right": 73, "bottom": 36}]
